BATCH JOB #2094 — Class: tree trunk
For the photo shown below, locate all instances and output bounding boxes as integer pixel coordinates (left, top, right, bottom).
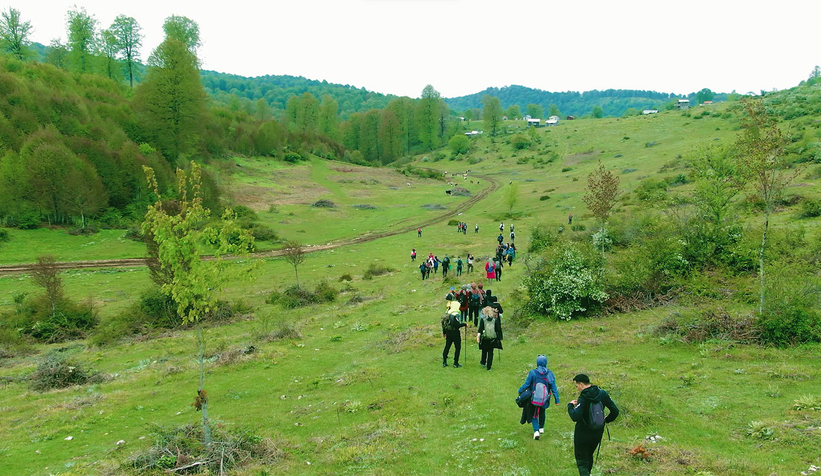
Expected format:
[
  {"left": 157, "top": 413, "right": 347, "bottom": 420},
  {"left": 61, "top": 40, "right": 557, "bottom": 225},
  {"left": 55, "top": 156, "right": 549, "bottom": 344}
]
[
  {"left": 197, "top": 325, "right": 212, "bottom": 446},
  {"left": 294, "top": 265, "right": 300, "bottom": 289},
  {"left": 758, "top": 210, "right": 769, "bottom": 315}
]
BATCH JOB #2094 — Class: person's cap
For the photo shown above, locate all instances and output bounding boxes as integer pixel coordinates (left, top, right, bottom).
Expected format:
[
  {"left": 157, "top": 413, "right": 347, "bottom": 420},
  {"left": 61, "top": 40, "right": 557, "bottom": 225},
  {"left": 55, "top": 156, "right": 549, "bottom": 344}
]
[
  {"left": 450, "top": 286, "right": 455, "bottom": 291},
  {"left": 572, "top": 374, "right": 590, "bottom": 384}
]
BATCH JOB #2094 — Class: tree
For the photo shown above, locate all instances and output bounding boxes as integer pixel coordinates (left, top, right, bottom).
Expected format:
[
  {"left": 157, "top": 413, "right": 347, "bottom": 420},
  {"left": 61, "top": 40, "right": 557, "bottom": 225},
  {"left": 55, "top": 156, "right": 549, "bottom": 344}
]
[
  {"left": 0, "top": 7, "right": 33, "bottom": 60},
  {"left": 379, "top": 109, "right": 402, "bottom": 163},
  {"left": 296, "top": 92, "right": 319, "bottom": 133},
  {"left": 110, "top": 15, "right": 142, "bottom": 87},
  {"left": 449, "top": 134, "right": 469, "bottom": 156},
  {"left": 66, "top": 6, "right": 97, "bottom": 73},
  {"left": 386, "top": 97, "right": 415, "bottom": 155},
  {"left": 695, "top": 88, "right": 715, "bottom": 105},
  {"left": 163, "top": 15, "right": 200, "bottom": 54},
  {"left": 504, "top": 181, "right": 520, "bottom": 215},
  {"left": 526, "top": 103, "right": 543, "bottom": 119},
  {"left": 141, "top": 162, "right": 255, "bottom": 446},
  {"left": 417, "top": 85, "right": 440, "bottom": 150},
  {"left": 45, "top": 38, "right": 68, "bottom": 68},
  {"left": 318, "top": 94, "right": 339, "bottom": 140},
  {"left": 506, "top": 105, "right": 521, "bottom": 120},
  {"left": 690, "top": 144, "right": 744, "bottom": 228},
  {"left": 31, "top": 255, "right": 63, "bottom": 318},
  {"left": 735, "top": 97, "right": 795, "bottom": 314},
  {"left": 592, "top": 105, "right": 604, "bottom": 118},
  {"left": 136, "top": 37, "right": 207, "bottom": 164},
  {"left": 281, "top": 240, "right": 306, "bottom": 289},
  {"left": 811, "top": 65, "right": 821, "bottom": 80},
  {"left": 255, "top": 98, "right": 271, "bottom": 121},
  {"left": 98, "top": 29, "right": 120, "bottom": 81},
  {"left": 463, "top": 109, "right": 473, "bottom": 122},
  {"left": 482, "top": 94, "right": 503, "bottom": 136},
  {"left": 583, "top": 161, "right": 619, "bottom": 252},
  {"left": 548, "top": 104, "right": 561, "bottom": 117}
]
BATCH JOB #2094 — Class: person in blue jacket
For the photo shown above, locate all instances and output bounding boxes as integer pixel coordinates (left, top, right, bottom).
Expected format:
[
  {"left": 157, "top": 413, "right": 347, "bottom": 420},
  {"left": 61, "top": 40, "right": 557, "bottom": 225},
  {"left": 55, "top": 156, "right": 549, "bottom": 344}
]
[{"left": 518, "top": 354, "right": 560, "bottom": 440}]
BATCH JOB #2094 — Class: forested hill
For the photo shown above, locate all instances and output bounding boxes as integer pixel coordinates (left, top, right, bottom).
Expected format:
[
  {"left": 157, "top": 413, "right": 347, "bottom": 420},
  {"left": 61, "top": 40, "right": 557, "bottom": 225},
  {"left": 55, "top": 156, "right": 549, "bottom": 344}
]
[
  {"left": 200, "top": 71, "right": 396, "bottom": 120},
  {"left": 445, "top": 85, "right": 729, "bottom": 118}
]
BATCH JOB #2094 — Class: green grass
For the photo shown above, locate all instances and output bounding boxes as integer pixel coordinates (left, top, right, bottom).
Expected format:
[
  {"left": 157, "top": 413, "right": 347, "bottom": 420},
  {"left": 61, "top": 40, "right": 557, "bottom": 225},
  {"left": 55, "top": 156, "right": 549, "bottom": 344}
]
[
  {"left": 0, "top": 229, "right": 145, "bottom": 265},
  {"left": 2, "top": 103, "right": 821, "bottom": 475}
]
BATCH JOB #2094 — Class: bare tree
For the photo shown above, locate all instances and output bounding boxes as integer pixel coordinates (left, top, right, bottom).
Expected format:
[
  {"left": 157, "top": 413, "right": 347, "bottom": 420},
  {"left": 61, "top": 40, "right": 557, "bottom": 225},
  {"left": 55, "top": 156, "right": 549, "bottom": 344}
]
[
  {"left": 735, "top": 97, "right": 797, "bottom": 314},
  {"left": 31, "top": 255, "right": 63, "bottom": 317},
  {"left": 282, "top": 240, "right": 306, "bottom": 288}
]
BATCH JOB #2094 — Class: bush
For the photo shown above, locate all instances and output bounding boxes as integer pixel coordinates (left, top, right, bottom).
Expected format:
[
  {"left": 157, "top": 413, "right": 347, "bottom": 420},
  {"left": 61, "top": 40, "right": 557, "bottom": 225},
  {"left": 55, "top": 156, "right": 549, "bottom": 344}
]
[
  {"left": 283, "top": 151, "right": 303, "bottom": 163},
  {"left": 511, "top": 134, "right": 531, "bottom": 150},
  {"left": 653, "top": 308, "right": 759, "bottom": 344},
  {"left": 0, "top": 228, "right": 10, "bottom": 242},
  {"left": 232, "top": 205, "right": 258, "bottom": 221},
  {"left": 127, "top": 424, "right": 284, "bottom": 474},
  {"left": 363, "top": 263, "right": 395, "bottom": 280},
  {"left": 246, "top": 223, "right": 278, "bottom": 242},
  {"left": 528, "top": 223, "right": 557, "bottom": 253},
  {"left": 266, "top": 282, "right": 338, "bottom": 309},
  {"left": 9, "top": 295, "right": 98, "bottom": 343},
  {"left": 758, "top": 280, "right": 821, "bottom": 347},
  {"left": 311, "top": 199, "right": 336, "bottom": 208},
  {"left": 448, "top": 134, "right": 470, "bottom": 155},
  {"left": 798, "top": 198, "right": 821, "bottom": 218},
  {"left": 524, "top": 244, "right": 608, "bottom": 320},
  {"left": 539, "top": 195, "right": 550, "bottom": 201},
  {"left": 339, "top": 273, "right": 353, "bottom": 281},
  {"left": 30, "top": 353, "right": 99, "bottom": 392},
  {"left": 447, "top": 219, "right": 460, "bottom": 226}
]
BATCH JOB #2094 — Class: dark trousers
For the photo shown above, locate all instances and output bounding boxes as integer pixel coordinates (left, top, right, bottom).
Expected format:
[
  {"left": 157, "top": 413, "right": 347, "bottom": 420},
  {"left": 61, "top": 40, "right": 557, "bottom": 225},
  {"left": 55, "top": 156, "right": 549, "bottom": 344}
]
[
  {"left": 495, "top": 270, "right": 501, "bottom": 281},
  {"left": 469, "top": 307, "right": 480, "bottom": 326},
  {"left": 574, "top": 428, "right": 603, "bottom": 476},
  {"left": 456, "top": 267, "right": 462, "bottom": 276},
  {"left": 443, "top": 332, "right": 461, "bottom": 365},
  {"left": 460, "top": 309, "right": 468, "bottom": 322},
  {"left": 480, "top": 346, "right": 494, "bottom": 369}
]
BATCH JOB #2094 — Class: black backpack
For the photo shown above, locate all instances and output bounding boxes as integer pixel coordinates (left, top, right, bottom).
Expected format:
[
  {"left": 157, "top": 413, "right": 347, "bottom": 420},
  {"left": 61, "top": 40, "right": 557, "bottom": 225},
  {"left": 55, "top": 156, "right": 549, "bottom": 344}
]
[
  {"left": 587, "top": 401, "right": 606, "bottom": 430},
  {"left": 441, "top": 313, "right": 457, "bottom": 333}
]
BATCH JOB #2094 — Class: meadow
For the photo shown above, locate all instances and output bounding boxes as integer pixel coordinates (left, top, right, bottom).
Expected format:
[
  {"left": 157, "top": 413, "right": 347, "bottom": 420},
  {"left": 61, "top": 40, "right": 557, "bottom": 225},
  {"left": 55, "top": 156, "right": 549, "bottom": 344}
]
[{"left": 1, "top": 103, "right": 820, "bottom": 476}]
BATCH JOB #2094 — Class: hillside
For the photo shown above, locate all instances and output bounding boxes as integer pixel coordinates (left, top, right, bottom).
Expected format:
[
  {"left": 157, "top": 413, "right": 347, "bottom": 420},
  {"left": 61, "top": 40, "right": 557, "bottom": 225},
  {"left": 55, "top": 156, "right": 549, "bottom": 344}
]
[{"left": 1, "top": 85, "right": 821, "bottom": 476}]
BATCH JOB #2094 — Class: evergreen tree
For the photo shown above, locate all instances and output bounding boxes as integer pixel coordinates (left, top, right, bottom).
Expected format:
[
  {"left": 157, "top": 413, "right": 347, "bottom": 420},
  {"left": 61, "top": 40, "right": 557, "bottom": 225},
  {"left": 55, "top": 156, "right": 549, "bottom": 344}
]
[{"left": 417, "top": 85, "right": 440, "bottom": 150}]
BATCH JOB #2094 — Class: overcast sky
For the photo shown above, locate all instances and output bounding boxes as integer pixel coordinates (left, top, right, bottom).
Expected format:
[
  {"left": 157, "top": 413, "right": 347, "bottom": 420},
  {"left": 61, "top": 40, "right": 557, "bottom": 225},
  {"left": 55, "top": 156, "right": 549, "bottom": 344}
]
[{"left": 16, "top": 0, "right": 821, "bottom": 99}]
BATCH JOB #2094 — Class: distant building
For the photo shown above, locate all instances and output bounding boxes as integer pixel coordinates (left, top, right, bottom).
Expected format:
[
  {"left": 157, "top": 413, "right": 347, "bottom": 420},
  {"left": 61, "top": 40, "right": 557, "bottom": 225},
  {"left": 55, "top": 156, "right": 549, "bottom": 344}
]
[
  {"left": 676, "top": 99, "right": 690, "bottom": 109},
  {"left": 526, "top": 118, "right": 542, "bottom": 127},
  {"left": 642, "top": 109, "right": 659, "bottom": 115},
  {"left": 566, "top": 115, "right": 575, "bottom": 120},
  {"left": 702, "top": 100, "right": 713, "bottom": 105},
  {"left": 465, "top": 130, "right": 483, "bottom": 137},
  {"left": 546, "top": 115, "right": 560, "bottom": 125}
]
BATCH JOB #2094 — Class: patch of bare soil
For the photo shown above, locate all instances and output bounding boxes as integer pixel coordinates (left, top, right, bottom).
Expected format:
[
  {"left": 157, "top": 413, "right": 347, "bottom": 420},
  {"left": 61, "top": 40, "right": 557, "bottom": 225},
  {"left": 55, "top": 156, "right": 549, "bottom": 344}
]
[{"left": 564, "top": 150, "right": 601, "bottom": 166}]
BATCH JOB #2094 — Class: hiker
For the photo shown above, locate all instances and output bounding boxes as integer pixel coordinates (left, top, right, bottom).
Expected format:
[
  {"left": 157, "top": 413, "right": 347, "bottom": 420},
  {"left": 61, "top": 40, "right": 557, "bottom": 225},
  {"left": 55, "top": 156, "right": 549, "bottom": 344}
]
[
  {"left": 411, "top": 248, "right": 416, "bottom": 262},
  {"left": 419, "top": 262, "right": 428, "bottom": 280},
  {"left": 458, "top": 284, "right": 470, "bottom": 322},
  {"left": 493, "top": 257, "right": 503, "bottom": 282},
  {"left": 475, "top": 224, "right": 479, "bottom": 233},
  {"left": 518, "top": 355, "right": 560, "bottom": 440},
  {"left": 462, "top": 222, "right": 467, "bottom": 235},
  {"left": 418, "top": 227, "right": 422, "bottom": 237},
  {"left": 456, "top": 257, "right": 463, "bottom": 276},
  {"left": 485, "top": 259, "right": 496, "bottom": 284},
  {"left": 510, "top": 224, "right": 514, "bottom": 233},
  {"left": 476, "top": 306, "right": 502, "bottom": 370},
  {"left": 466, "top": 254, "right": 474, "bottom": 274},
  {"left": 432, "top": 256, "right": 440, "bottom": 274},
  {"left": 445, "top": 286, "right": 457, "bottom": 302},
  {"left": 507, "top": 246, "right": 515, "bottom": 266},
  {"left": 468, "top": 282, "right": 483, "bottom": 326},
  {"left": 484, "top": 290, "right": 503, "bottom": 318},
  {"left": 497, "top": 233, "right": 504, "bottom": 245},
  {"left": 510, "top": 231, "right": 515, "bottom": 242},
  {"left": 499, "top": 222, "right": 504, "bottom": 232},
  {"left": 568, "top": 213, "right": 573, "bottom": 225},
  {"left": 442, "top": 300, "right": 467, "bottom": 368},
  {"left": 442, "top": 255, "right": 451, "bottom": 278},
  {"left": 568, "top": 374, "right": 620, "bottom": 476}
]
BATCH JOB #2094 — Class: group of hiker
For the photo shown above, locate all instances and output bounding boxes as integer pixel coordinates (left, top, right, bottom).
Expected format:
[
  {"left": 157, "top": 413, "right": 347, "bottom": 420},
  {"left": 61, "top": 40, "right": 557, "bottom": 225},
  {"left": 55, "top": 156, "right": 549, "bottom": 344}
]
[
  {"left": 441, "top": 282, "right": 504, "bottom": 370},
  {"left": 415, "top": 251, "right": 474, "bottom": 280}
]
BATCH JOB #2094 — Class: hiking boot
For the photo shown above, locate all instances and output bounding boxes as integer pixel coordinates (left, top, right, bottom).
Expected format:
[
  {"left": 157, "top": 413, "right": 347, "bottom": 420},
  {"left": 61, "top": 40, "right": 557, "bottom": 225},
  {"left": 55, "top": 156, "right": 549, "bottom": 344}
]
[
  {"left": 533, "top": 431, "right": 540, "bottom": 440},
  {"left": 442, "top": 361, "right": 448, "bottom": 367},
  {"left": 453, "top": 363, "right": 462, "bottom": 368},
  {"left": 539, "top": 428, "right": 545, "bottom": 434}
]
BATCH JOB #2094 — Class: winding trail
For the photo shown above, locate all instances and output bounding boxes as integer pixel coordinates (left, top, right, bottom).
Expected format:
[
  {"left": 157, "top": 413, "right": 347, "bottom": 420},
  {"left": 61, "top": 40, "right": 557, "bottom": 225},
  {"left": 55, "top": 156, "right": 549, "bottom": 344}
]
[{"left": 0, "top": 173, "right": 500, "bottom": 275}]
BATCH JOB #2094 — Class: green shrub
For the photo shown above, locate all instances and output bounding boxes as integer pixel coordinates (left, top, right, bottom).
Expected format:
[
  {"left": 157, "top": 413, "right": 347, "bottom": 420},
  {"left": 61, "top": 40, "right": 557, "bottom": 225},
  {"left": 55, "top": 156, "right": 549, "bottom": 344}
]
[
  {"left": 758, "top": 279, "right": 821, "bottom": 347},
  {"left": 511, "top": 134, "right": 531, "bottom": 150},
  {"left": 232, "top": 205, "right": 258, "bottom": 221},
  {"left": 266, "top": 282, "right": 338, "bottom": 309},
  {"left": 539, "top": 195, "right": 550, "bottom": 201},
  {"left": 9, "top": 295, "right": 98, "bottom": 343},
  {"left": 528, "top": 223, "right": 557, "bottom": 253},
  {"left": 524, "top": 243, "right": 608, "bottom": 320},
  {"left": 561, "top": 167, "right": 572, "bottom": 172},
  {"left": 247, "top": 223, "right": 278, "bottom": 242},
  {"left": 283, "top": 152, "right": 303, "bottom": 163},
  {"left": 653, "top": 308, "right": 759, "bottom": 344},
  {"left": 447, "top": 219, "right": 460, "bottom": 226},
  {"left": 0, "top": 228, "right": 10, "bottom": 242},
  {"left": 363, "top": 263, "right": 395, "bottom": 280},
  {"left": 798, "top": 198, "right": 821, "bottom": 218},
  {"left": 448, "top": 135, "right": 470, "bottom": 155},
  {"left": 30, "top": 353, "right": 99, "bottom": 392},
  {"left": 339, "top": 273, "right": 353, "bottom": 281}
]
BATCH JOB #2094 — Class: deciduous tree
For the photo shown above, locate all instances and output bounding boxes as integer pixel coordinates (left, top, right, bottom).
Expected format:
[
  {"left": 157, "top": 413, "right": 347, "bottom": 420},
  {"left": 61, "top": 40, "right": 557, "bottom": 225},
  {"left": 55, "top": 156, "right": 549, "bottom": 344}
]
[
  {"left": 110, "top": 15, "right": 142, "bottom": 87},
  {"left": 163, "top": 15, "right": 200, "bottom": 54},
  {"left": 141, "top": 162, "right": 255, "bottom": 446},
  {"left": 506, "top": 105, "right": 521, "bottom": 120},
  {"left": 66, "top": 6, "right": 97, "bottom": 73},
  {"left": 417, "top": 84, "right": 440, "bottom": 150},
  {"left": 98, "top": 29, "right": 120, "bottom": 81},
  {"left": 0, "top": 7, "right": 32, "bottom": 60},
  {"left": 583, "top": 161, "right": 619, "bottom": 251},
  {"left": 281, "top": 240, "right": 306, "bottom": 289},
  {"left": 592, "top": 105, "right": 604, "bottom": 118},
  {"left": 45, "top": 38, "right": 68, "bottom": 68},
  {"left": 526, "top": 103, "right": 543, "bottom": 119},
  {"left": 504, "top": 181, "right": 520, "bottom": 215},
  {"left": 482, "top": 94, "right": 503, "bottom": 136},
  {"left": 318, "top": 94, "right": 339, "bottom": 139},
  {"left": 735, "top": 97, "right": 795, "bottom": 314}
]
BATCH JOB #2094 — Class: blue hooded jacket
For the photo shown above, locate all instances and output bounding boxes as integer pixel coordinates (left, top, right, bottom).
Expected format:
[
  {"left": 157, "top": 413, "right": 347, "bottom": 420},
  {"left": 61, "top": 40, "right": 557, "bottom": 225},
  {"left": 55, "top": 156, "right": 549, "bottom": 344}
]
[{"left": 518, "top": 355, "right": 560, "bottom": 406}]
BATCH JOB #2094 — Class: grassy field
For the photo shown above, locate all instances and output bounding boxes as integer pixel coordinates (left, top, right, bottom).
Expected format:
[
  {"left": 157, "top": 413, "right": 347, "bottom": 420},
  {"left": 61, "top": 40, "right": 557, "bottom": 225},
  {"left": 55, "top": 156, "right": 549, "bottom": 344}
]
[{"left": 1, "top": 104, "right": 820, "bottom": 476}]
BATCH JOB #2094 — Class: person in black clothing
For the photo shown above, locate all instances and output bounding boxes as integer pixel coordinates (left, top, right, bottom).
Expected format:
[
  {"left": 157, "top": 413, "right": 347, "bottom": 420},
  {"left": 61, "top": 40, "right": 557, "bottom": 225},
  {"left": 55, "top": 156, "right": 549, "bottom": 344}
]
[
  {"left": 442, "top": 255, "right": 451, "bottom": 278},
  {"left": 442, "top": 302, "right": 467, "bottom": 367},
  {"left": 476, "top": 306, "right": 503, "bottom": 370},
  {"left": 484, "top": 290, "right": 503, "bottom": 317},
  {"left": 567, "top": 374, "right": 620, "bottom": 476}
]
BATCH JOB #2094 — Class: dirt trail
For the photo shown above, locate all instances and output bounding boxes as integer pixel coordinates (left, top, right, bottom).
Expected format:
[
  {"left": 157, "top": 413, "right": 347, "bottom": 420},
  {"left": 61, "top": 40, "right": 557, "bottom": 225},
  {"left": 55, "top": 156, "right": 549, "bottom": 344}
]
[{"left": 0, "top": 173, "right": 500, "bottom": 275}]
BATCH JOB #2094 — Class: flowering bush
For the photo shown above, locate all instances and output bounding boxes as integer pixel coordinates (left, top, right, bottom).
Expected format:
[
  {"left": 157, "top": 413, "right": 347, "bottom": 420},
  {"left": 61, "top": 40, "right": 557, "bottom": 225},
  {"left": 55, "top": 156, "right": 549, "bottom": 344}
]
[{"left": 524, "top": 244, "right": 608, "bottom": 320}]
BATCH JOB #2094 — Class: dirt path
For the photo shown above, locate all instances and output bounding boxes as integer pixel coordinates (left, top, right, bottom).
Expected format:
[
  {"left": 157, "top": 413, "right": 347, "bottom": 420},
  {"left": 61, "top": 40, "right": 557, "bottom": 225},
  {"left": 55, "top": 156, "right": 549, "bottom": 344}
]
[{"left": 0, "top": 173, "right": 500, "bottom": 275}]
